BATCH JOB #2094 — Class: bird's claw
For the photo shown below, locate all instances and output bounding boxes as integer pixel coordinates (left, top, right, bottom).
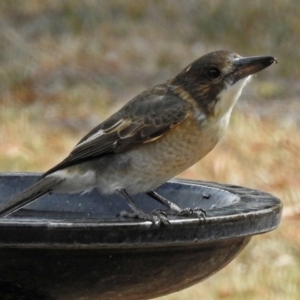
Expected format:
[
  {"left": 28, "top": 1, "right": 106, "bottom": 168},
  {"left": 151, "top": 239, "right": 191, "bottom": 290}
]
[
  {"left": 117, "top": 210, "right": 169, "bottom": 226},
  {"left": 117, "top": 206, "right": 205, "bottom": 225},
  {"left": 165, "top": 206, "right": 206, "bottom": 220},
  {"left": 179, "top": 207, "right": 206, "bottom": 218}
]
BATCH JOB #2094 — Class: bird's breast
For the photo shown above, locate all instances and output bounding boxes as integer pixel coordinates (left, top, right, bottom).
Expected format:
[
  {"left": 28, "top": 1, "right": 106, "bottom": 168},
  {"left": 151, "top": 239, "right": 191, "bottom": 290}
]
[{"left": 98, "top": 112, "right": 228, "bottom": 194}]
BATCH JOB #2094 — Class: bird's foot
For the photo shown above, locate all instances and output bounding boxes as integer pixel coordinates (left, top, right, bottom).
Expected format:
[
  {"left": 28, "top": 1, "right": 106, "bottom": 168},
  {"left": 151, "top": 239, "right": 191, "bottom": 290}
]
[
  {"left": 146, "top": 191, "right": 206, "bottom": 220},
  {"left": 162, "top": 206, "right": 206, "bottom": 220},
  {"left": 177, "top": 207, "right": 206, "bottom": 219},
  {"left": 117, "top": 210, "right": 170, "bottom": 226}
]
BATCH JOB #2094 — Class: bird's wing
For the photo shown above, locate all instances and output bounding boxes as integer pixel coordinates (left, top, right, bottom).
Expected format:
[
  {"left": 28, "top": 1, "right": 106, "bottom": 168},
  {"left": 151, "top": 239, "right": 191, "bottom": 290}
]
[{"left": 43, "top": 85, "right": 192, "bottom": 176}]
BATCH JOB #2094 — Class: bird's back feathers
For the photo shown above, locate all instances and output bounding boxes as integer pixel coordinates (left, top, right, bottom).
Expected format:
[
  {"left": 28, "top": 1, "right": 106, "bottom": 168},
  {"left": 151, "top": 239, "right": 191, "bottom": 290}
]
[{"left": 43, "top": 85, "right": 192, "bottom": 177}]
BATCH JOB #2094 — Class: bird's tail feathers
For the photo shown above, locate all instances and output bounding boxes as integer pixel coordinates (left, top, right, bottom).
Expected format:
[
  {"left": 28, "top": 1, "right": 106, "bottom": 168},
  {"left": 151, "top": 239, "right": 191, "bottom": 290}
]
[{"left": 0, "top": 176, "right": 63, "bottom": 217}]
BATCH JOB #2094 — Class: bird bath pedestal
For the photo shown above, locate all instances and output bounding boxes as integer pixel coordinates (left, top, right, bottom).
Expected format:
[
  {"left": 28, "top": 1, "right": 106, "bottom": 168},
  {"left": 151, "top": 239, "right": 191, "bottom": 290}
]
[{"left": 0, "top": 173, "right": 282, "bottom": 300}]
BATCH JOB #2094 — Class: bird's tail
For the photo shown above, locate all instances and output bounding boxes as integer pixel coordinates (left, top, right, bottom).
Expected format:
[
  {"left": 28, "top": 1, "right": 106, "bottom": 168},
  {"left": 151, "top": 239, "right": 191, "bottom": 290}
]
[{"left": 0, "top": 176, "right": 64, "bottom": 217}]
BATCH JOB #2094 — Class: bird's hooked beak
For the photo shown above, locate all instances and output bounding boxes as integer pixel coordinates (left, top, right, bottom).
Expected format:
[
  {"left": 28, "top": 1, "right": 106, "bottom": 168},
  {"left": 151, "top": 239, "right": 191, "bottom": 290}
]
[{"left": 232, "top": 55, "right": 277, "bottom": 83}]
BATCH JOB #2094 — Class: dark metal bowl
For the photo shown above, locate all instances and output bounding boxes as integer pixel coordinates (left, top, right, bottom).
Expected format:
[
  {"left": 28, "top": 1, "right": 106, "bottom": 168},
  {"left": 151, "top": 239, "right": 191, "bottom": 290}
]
[{"left": 0, "top": 173, "right": 282, "bottom": 300}]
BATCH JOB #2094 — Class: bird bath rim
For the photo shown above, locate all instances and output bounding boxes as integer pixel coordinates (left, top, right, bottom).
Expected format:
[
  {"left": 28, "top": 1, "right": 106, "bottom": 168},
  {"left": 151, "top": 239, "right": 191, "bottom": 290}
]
[
  {"left": 0, "top": 173, "right": 282, "bottom": 249},
  {"left": 0, "top": 173, "right": 282, "bottom": 300}
]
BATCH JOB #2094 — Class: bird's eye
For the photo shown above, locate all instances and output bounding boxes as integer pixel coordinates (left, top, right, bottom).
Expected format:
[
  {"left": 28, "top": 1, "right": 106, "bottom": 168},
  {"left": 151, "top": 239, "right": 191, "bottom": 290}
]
[{"left": 208, "top": 68, "right": 221, "bottom": 79}]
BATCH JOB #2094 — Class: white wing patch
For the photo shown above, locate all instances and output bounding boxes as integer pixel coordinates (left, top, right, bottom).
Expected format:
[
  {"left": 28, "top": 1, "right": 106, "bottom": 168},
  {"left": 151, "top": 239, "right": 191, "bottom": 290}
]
[
  {"left": 74, "top": 129, "right": 104, "bottom": 149},
  {"left": 73, "top": 119, "right": 131, "bottom": 149}
]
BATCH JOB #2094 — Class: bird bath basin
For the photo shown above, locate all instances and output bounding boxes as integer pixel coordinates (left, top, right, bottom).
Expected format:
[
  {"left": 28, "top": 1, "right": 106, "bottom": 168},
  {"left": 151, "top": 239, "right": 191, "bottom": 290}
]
[{"left": 0, "top": 173, "right": 282, "bottom": 300}]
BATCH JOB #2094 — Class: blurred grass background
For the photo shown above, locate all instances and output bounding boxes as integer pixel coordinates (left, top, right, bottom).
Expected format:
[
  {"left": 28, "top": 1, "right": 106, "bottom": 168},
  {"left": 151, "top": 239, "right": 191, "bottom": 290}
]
[{"left": 0, "top": 1, "right": 300, "bottom": 299}]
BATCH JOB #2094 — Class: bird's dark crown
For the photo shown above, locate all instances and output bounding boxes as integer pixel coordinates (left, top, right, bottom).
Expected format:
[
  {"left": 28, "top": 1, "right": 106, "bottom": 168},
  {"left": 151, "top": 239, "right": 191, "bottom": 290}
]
[
  {"left": 171, "top": 50, "right": 240, "bottom": 114},
  {"left": 171, "top": 50, "right": 276, "bottom": 115}
]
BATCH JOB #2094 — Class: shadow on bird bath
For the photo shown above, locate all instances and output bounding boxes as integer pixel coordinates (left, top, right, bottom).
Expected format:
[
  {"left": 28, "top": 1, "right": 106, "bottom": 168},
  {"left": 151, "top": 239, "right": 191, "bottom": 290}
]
[{"left": 0, "top": 173, "right": 282, "bottom": 300}]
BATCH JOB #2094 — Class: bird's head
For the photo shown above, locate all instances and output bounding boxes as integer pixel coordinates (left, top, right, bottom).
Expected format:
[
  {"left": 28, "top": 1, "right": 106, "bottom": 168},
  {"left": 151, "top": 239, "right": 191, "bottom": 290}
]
[{"left": 172, "top": 50, "right": 276, "bottom": 117}]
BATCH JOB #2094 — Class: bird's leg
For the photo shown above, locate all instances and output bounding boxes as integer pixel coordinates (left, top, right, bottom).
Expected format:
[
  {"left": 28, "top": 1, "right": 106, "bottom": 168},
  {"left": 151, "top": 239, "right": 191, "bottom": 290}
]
[
  {"left": 147, "top": 190, "right": 206, "bottom": 219},
  {"left": 146, "top": 191, "right": 182, "bottom": 212},
  {"left": 117, "top": 189, "right": 169, "bottom": 225}
]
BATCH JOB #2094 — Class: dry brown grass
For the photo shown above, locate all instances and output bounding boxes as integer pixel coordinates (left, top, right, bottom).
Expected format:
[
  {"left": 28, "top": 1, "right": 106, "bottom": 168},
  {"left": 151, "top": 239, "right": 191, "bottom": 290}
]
[{"left": 1, "top": 1, "right": 300, "bottom": 299}]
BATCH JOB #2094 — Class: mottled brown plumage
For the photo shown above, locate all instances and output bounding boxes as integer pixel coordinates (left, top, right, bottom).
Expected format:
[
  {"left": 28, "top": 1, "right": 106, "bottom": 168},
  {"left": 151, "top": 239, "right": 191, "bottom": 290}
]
[
  {"left": 43, "top": 84, "right": 192, "bottom": 176},
  {"left": 0, "top": 50, "right": 276, "bottom": 223}
]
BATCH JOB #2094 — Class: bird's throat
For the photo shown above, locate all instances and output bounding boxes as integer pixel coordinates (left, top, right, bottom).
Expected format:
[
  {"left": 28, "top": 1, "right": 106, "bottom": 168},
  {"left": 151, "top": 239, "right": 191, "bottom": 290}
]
[{"left": 213, "top": 76, "right": 251, "bottom": 118}]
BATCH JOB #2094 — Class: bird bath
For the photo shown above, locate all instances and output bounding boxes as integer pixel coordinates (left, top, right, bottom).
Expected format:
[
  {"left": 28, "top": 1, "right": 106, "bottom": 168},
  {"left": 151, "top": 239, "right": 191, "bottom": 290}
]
[{"left": 0, "top": 173, "right": 282, "bottom": 300}]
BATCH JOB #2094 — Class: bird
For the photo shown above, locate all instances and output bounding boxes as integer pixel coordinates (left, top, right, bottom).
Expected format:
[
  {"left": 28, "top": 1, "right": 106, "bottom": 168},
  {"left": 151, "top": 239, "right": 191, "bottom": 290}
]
[{"left": 0, "top": 50, "right": 276, "bottom": 224}]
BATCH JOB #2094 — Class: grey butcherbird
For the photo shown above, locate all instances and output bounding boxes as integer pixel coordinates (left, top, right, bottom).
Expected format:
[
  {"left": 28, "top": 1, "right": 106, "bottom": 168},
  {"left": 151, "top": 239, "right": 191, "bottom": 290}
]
[{"left": 0, "top": 50, "right": 277, "bottom": 224}]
